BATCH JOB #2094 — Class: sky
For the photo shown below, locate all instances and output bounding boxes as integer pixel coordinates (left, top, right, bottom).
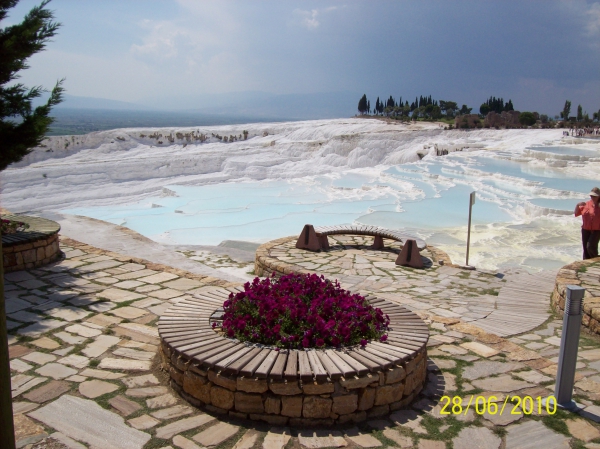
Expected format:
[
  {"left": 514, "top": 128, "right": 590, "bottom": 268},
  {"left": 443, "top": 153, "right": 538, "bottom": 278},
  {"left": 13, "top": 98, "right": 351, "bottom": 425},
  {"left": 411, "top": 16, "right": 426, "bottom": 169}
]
[{"left": 5, "top": 0, "right": 600, "bottom": 116}]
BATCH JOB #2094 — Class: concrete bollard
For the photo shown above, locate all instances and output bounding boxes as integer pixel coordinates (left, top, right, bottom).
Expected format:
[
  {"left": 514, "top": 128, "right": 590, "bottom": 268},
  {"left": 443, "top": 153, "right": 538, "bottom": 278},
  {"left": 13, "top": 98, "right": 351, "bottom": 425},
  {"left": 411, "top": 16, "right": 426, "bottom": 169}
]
[{"left": 554, "top": 285, "right": 586, "bottom": 410}]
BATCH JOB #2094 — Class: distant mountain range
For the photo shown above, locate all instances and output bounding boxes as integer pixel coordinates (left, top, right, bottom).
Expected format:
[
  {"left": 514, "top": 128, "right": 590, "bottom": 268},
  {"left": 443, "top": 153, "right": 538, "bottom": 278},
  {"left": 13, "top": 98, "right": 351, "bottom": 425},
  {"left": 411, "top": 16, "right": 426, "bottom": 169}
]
[{"left": 51, "top": 91, "right": 359, "bottom": 120}]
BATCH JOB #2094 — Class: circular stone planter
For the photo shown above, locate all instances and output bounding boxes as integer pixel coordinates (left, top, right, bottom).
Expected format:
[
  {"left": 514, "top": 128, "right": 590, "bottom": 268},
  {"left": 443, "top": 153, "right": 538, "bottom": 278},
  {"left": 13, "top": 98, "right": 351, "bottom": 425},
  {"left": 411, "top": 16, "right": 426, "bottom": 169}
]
[
  {"left": 159, "top": 286, "right": 429, "bottom": 426},
  {"left": 1, "top": 214, "right": 61, "bottom": 273}
]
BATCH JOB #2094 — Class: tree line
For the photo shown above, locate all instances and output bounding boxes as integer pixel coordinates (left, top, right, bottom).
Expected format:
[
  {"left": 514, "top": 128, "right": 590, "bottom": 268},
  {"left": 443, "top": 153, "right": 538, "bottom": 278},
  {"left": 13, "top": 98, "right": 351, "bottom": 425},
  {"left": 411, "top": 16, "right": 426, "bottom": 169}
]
[
  {"left": 561, "top": 100, "right": 600, "bottom": 123},
  {"left": 358, "top": 93, "right": 599, "bottom": 127},
  {"left": 357, "top": 94, "right": 472, "bottom": 120}
]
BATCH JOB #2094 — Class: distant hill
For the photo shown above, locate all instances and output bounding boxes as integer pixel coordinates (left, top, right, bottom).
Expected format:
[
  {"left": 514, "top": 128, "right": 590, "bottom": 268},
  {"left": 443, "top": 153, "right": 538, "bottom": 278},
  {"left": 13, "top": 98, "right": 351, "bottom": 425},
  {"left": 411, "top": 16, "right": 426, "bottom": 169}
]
[
  {"left": 40, "top": 91, "right": 360, "bottom": 135},
  {"left": 53, "top": 94, "right": 151, "bottom": 110},
  {"left": 145, "top": 91, "right": 359, "bottom": 120}
]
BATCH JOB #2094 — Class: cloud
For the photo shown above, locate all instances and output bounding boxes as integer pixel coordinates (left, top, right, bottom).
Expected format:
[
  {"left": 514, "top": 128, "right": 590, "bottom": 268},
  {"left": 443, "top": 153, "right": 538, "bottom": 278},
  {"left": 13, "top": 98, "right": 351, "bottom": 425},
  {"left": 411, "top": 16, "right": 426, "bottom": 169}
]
[
  {"left": 292, "top": 6, "right": 342, "bottom": 30},
  {"left": 130, "top": 2, "right": 240, "bottom": 64},
  {"left": 131, "top": 20, "right": 185, "bottom": 59},
  {"left": 586, "top": 2, "right": 600, "bottom": 36},
  {"left": 293, "top": 8, "right": 320, "bottom": 29}
]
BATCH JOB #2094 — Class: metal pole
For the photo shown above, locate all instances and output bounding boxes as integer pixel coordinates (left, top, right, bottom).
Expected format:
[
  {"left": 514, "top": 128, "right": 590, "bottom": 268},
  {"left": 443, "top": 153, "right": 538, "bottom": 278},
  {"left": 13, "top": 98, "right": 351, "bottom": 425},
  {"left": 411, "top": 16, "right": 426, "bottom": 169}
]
[
  {"left": 0, "top": 236, "right": 16, "bottom": 449},
  {"left": 554, "top": 285, "right": 585, "bottom": 410},
  {"left": 466, "top": 192, "right": 475, "bottom": 266}
]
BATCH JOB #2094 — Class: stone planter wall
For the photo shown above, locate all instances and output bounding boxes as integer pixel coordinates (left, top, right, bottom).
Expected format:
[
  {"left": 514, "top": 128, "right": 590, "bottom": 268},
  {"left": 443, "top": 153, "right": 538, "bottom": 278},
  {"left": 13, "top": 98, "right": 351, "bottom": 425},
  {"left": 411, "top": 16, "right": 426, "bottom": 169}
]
[
  {"left": 2, "top": 214, "right": 62, "bottom": 272},
  {"left": 551, "top": 258, "right": 600, "bottom": 334},
  {"left": 254, "top": 236, "right": 454, "bottom": 278},
  {"left": 160, "top": 342, "right": 427, "bottom": 427}
]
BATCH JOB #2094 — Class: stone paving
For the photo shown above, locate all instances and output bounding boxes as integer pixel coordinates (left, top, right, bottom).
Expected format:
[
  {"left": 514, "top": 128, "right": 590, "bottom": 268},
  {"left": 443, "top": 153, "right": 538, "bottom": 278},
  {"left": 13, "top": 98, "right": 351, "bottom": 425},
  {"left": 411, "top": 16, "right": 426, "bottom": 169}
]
[
  {"left": 4, "top": 234, "right": 600, "bottom": 448},
  {"left": 262, "top": 235, "right": 555, "bottom": 336}
]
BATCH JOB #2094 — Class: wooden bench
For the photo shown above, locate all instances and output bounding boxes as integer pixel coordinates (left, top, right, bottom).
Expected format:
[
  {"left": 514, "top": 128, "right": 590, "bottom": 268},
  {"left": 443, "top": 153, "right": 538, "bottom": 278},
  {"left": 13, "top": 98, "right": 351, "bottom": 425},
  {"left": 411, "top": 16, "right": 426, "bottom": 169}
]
[
  {"left": 295, "top": 224, "right": 426, "bottom": 268},
  {"left": 158, "top": 286, "right": 429, "bottom": 383}
]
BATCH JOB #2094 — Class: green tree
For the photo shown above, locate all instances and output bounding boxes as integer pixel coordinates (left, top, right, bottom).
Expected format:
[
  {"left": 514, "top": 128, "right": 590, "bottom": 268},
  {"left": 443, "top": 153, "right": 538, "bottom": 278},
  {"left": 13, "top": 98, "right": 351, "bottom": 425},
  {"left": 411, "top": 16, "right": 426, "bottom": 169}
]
[
  {"left": 479, "top": 103, "right": 491, "bottom": 116},
  {"left": 519, "top": 112, "right": 536, "bottom": 126},
  {"left": 561, "top": 100, "right": 571, "bottom": 121},
  {"left": 440, "top": 100, "right": 457, "bottom": 118},
  {"left": 459, "top": 104, "right": 472, "bottom": 115},
  {"left": 1, "top": 0, "right": 64, "bottom": 172},
  {"left": 357, "top": 94, "right": 368, "bottom": 114},
  {"left": 577, "top": 104, "right": 583, "bottom": 122},
  {"left": 1, "top": 2, "right": 64, "bottom": 446}
]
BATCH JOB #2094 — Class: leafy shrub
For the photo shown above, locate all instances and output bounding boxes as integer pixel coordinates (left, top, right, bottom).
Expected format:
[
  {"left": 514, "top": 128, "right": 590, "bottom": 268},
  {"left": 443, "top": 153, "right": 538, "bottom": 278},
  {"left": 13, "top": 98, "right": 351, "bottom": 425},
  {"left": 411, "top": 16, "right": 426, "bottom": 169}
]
[
  {"left": 219, "top": 273, "right": 390, "bottom": 349},
  {"left": 519, "top": 112, "right": 536, "bottom": 126}
]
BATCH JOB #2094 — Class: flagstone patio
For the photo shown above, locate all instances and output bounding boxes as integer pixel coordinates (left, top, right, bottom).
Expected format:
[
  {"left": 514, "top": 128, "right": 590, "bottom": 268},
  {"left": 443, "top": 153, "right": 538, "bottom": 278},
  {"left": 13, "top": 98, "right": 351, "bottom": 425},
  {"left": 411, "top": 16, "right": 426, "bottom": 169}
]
[{"left": 5, "top": 234, "right": 600, "bottom": 449}]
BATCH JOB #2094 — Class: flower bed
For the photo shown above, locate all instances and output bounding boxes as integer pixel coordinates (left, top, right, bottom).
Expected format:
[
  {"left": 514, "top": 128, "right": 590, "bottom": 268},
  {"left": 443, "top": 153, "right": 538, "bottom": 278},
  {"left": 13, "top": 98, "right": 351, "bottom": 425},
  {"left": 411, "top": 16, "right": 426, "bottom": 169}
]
[
  {"left": 159, "top": 284, "right": 429, "bottom": 426},
  {"left": 1, "top": 218, "right": 30, "bottom": 234},
  {"left": 220, "top": 274, "right": 389, "bottom": 349}
]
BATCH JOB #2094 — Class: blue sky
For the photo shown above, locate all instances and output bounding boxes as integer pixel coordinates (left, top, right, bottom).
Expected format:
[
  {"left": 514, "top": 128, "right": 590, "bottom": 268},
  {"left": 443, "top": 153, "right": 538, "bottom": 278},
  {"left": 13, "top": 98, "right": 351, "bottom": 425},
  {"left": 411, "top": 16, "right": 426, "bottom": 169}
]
[{"left": 6, "top": 0, "right": 600, "bottom": 116}]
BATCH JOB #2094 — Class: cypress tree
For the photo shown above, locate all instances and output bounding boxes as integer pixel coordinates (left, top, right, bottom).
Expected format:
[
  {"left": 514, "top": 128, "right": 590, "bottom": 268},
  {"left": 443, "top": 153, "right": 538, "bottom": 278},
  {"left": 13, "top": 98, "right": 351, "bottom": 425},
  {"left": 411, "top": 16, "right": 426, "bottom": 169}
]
[
  {"left": 357, "top": 94, "right": 368, "bottom": 114},
  {"left": 0, "top": 0, "right": 65, "bottom": 171}
]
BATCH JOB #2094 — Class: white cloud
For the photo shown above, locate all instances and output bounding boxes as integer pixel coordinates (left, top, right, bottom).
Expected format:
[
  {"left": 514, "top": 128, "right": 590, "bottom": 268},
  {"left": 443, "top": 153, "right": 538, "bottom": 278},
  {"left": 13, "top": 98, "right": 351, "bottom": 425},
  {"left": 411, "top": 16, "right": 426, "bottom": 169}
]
[
  {"left": 586, "top": 2, "right": 600, "bottom": 36},
  {"left": 292, "top": 6, "right": 342, "bottom": 30},
  {"left": 130, "top": 2, "right": 240, "bottom": 65},
  {"left": 131, "top": 20, "right": 185, "bottom": 59}
]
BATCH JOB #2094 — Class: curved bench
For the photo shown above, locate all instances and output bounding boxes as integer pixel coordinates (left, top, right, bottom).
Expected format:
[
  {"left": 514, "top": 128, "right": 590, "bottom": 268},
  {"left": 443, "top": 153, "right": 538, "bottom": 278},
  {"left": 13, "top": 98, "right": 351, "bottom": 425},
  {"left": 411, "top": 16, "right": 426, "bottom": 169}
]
[
  {"left": 296, "top": 224, "right": 427, "bottom": 268},
  {"left": 2, "top": 213, "right": 62, "bottom": 272},
  {"left": 159, "top": 286, "right": 429, "bottom": 425}
]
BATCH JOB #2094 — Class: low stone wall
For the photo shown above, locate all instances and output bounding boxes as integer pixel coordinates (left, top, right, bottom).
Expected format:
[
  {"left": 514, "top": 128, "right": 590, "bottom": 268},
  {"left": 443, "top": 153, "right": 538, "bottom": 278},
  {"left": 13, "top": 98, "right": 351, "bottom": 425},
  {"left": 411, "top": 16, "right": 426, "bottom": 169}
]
[
  {"left": 254, "top": 235, "right": 453, "bottom": 278},
  {"left": 161, "top": 342, "right": 427, "bottom": 426},
  {"left": 2, "top": 214, "right": 62, "bottom": 272},
  {"left": 551, "top": 258, "right": 600, "bottom": 334}
]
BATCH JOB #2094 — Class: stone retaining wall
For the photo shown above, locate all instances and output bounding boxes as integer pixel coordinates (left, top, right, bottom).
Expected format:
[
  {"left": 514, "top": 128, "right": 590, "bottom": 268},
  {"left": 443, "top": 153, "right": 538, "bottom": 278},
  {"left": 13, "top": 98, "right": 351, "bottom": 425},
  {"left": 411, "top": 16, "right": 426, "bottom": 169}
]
[
  {"left": 160, "top": 342, "right": 427, "bottom": 426},
  {"left": 2, "top": 214, "right": 62, "bottom": 272},
  {"left": 254, "top": 235, "right": 454, "bottom": 278},
  {"left": 551, "top": 258, "right": 600, "bottom": 334}
]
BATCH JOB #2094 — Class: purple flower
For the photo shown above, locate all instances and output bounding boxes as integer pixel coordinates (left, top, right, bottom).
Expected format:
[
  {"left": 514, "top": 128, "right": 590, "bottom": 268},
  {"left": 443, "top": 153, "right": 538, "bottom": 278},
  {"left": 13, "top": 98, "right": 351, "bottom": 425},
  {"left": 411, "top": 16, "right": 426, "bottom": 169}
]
[{"left": 220, "top": 273, "right": 388, "bottom": 349}]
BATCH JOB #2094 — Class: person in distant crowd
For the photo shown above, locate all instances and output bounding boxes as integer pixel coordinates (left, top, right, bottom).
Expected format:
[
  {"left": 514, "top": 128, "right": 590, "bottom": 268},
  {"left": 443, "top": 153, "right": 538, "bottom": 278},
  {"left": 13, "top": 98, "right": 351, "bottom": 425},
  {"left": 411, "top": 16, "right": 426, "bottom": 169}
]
[{"left": 575, "top": 187, "right": 600, "bottom": 259}]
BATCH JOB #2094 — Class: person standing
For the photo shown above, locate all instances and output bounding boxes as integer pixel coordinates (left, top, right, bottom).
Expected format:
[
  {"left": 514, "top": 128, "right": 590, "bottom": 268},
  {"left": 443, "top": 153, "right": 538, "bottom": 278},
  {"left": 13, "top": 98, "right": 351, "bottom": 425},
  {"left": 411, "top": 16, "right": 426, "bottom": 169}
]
[{"left": 575, "top": 187, "right": 600, "bottom": 259}]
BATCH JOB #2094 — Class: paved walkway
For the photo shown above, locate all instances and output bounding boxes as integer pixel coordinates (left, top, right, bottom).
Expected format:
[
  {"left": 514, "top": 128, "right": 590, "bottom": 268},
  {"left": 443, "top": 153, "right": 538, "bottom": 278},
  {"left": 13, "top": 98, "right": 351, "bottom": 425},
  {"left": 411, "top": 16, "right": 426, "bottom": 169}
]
[
  {"left": 6, "top": 235, "right": 600, "bottom": 449},
  {"left": 265, "top": 235, "right": 556, "bottom": 337},
  {"left": 42, "top": 212, "right": 251, "bottom": 283}
]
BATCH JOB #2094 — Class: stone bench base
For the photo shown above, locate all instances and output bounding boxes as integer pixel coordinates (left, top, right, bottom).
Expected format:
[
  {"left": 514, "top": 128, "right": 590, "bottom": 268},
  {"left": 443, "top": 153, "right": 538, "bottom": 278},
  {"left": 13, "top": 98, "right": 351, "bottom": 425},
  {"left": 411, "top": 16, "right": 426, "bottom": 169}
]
[
  {"left": 2, "top": 214, "right": 62, "bottom": 272},
  {"left": 161, "top": 342, "right": 427, "bottom": 426}
]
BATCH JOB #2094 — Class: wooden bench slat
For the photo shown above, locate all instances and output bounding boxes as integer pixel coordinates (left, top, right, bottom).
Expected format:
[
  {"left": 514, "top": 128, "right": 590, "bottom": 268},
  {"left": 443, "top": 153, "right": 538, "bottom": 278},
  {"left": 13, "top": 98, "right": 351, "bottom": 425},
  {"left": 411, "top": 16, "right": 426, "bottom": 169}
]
[
  {"left": 191, "top": 341, "right": 236, "bottom": 362},
  {"left": 351, "top": 348, "right": 392, "bottom": 370},
  {"left": 253, "top": 349, "right": 279, "bottom": 379},
  {"left": 237, "top": 348, "right": 272, "bottom": 377},
  {"left": 325, "top": 349, "right": 358, "bottom": 377},
  {"left": 335, "top": 350, "right": 369, "bottom": 376},
  {"left": 201, "top": 343, "right": 247, "bottom": 368},
  {"left": 315, "top": 351, "right": 343, "bottom": 380},
  {"left": 184, "top": 339, "right": 231, "bottom": 357},
  {"left": 269, "top": 351, "right": 289, "bottom": 380},
  {"left": 298, "top": 351, "right": 313, "bottom": 381},
  {"left": 343, "top": 349, "right": 381, "bottom": 372},
  {"left": 164, "top": 332, "right": 218, "bottom": 347},
  {"left": 363, "top": 345, "right": 402, "bottom": 364},
  {"left": 284, "top": 350, "right": 299, "bottom": 380},
  {"left": 214, "top": 345, "right": 255, "bottom": 372},
  {"left": 306, "top": 350, "right": 328, "bottom": 382},
  {"left": 223, "top": 346, "right": 263, "bottom": 375}
]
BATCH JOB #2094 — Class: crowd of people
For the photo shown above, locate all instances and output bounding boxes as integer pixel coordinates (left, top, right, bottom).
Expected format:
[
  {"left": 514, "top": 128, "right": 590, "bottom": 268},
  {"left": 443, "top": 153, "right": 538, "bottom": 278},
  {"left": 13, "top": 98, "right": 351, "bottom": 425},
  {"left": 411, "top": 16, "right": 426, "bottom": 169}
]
[{"left": 563, "top": 127, "right": 600, "bottom": 137}]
